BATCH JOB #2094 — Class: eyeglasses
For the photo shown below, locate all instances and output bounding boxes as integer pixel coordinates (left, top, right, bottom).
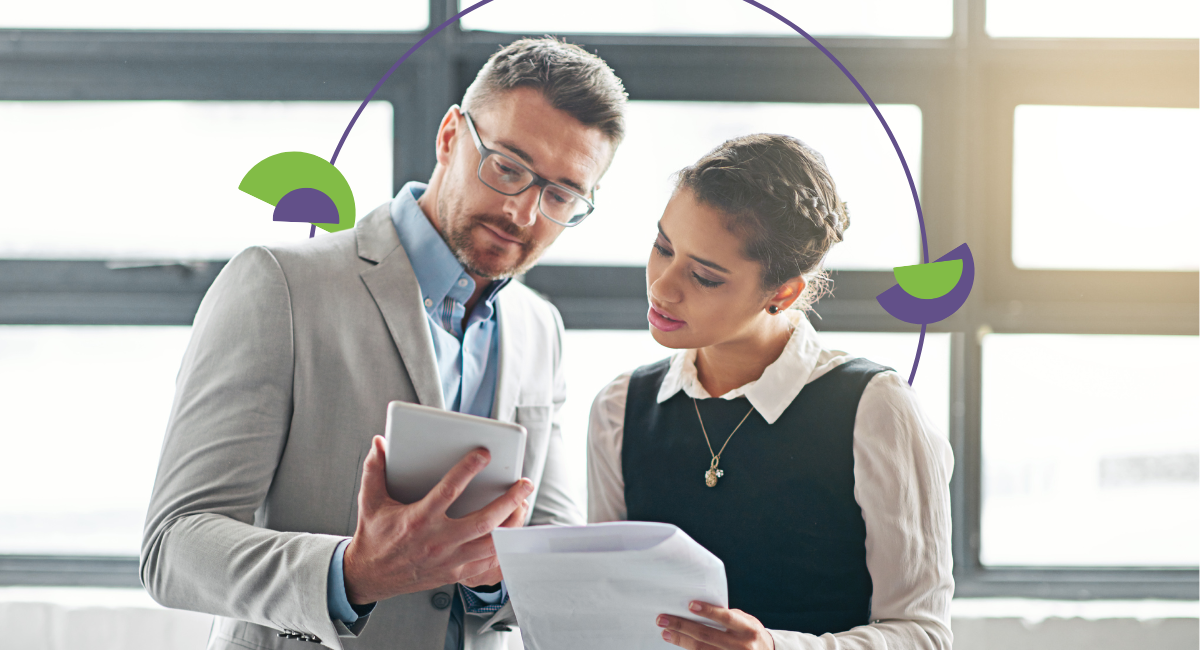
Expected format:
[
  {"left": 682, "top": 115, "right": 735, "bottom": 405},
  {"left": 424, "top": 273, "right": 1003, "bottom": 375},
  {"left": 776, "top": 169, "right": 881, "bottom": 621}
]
[{"left": 462, "top": 110, "right": 596, "bottom": 227}]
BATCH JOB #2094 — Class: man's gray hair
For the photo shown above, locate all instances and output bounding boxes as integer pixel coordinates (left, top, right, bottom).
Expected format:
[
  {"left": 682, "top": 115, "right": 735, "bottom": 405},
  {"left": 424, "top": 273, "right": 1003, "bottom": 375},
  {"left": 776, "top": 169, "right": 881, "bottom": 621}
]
[{"left": 462, "top": 37, "right": 628, "bottom": 145}]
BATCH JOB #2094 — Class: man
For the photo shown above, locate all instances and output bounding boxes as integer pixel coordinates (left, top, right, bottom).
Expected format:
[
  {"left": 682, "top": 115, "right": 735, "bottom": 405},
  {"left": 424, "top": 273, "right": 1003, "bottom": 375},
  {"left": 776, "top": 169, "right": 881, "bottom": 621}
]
[{"left": 141, "top": 38, "right": 627, "bottom": 650}]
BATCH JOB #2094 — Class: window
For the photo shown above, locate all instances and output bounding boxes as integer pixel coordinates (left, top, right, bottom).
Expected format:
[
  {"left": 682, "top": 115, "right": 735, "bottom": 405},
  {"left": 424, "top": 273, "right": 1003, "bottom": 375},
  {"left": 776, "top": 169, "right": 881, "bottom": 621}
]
[
  {"left": 981, "top": 334, "right": 1199, "bottom": 567},
  {"left": 461, "top": 0, "right": 953, "bottom": 37},
  {"left": 2, "top": 0, "right": 429, "bottom": 31},
  {"left": 0, "top": 101, "right": 393, "bottom": 260},
  {"left": 1011, "top": 105, "right": 1198, "bottom": 271},
  {"left": 542, "top": 101, "right": 923, "bottom": 271},
  {"left": 987, "top": 0, "right": 1199, "bottom": 38},
  {"left": 2, "top": 0, "right": 1196, "bottom": 600},
  {"left": 0, "top": 326, "right": 193, "bottom": 556}
]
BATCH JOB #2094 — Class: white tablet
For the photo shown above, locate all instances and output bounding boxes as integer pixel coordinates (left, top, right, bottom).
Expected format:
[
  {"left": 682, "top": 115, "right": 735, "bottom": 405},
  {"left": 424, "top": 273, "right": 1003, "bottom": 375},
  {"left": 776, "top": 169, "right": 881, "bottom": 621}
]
[{"left": 384, "top": 401, "right": 527, "bottom": 519}]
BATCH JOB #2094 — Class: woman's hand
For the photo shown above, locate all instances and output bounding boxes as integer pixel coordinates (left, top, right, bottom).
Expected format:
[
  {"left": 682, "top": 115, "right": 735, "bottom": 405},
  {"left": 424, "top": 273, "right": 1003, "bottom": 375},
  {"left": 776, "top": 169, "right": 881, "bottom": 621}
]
[{"left": 657, "top": 601, "right": 775, "bottom": 650}]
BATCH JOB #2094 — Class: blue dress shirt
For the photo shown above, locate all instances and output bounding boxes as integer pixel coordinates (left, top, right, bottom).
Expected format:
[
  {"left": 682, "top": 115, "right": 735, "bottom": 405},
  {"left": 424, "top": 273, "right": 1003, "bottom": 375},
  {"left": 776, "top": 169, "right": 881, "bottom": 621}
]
[{"left": 327, "top": 182, "right": 509, "bottom": 649}]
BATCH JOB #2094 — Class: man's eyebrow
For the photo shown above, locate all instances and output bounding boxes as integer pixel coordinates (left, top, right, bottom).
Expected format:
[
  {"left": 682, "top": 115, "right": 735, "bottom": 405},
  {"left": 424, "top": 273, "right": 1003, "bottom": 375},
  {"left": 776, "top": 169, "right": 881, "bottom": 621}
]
[
  {"left": 496, "top": 139, "right": 587, "bottom": 193},
  {"left": 657, "top": 224, "right": 731, "bottom": 273}
]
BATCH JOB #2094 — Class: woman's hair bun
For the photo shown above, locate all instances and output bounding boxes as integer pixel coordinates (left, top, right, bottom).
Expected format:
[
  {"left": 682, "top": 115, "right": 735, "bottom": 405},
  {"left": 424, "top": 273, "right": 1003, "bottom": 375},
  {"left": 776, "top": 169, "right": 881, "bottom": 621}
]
[{"left": 675, "top": 133, "right": 850, "bottom": 310}]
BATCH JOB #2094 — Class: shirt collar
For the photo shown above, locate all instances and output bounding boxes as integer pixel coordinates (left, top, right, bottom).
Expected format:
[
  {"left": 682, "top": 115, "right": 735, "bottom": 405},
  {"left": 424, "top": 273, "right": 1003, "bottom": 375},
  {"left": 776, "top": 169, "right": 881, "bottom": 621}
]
[
  {"left": 656, "top": 311, "right": 827, "bottom": 425},
  {"left": 390, "top": 182, "right": 509, "bottom": 314}
]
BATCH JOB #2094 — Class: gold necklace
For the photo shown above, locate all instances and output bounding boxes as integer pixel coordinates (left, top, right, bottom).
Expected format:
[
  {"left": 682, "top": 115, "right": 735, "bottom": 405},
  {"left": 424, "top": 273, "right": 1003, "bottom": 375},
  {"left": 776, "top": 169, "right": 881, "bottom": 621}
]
[{"left": 693, "top": 398, "right": 756, "bottom": 487}]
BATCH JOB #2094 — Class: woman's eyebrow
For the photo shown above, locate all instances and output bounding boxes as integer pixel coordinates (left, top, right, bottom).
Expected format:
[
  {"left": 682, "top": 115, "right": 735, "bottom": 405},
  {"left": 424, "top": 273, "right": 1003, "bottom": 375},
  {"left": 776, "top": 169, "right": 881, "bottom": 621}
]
[
  {"left": 689, "top": 255, "right": 730, "bottom": 274},
  {"left": 657, "top": 224, "right": 731, "bottom": 273}
]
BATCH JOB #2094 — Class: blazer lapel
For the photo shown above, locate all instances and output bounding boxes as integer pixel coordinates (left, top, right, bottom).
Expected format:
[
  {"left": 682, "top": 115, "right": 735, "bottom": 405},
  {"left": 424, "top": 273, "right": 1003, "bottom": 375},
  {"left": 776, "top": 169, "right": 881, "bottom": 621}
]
[
  {"left": 357, "top": 203, "right": 446, "bottom": 410},
  {"left": 491, "top": 289, "right": 521, "bottom": 422}
]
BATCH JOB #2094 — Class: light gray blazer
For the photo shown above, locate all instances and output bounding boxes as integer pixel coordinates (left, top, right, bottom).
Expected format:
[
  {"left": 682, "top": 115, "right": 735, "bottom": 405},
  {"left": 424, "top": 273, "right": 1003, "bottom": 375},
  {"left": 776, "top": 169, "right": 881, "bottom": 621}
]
[{"left": 141, "top": 203, "right": 583, "bottom": 650}]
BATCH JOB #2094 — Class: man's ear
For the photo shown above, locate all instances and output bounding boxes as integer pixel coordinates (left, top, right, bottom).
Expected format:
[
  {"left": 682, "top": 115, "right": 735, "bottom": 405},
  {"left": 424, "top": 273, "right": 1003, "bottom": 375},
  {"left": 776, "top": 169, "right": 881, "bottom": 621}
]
[
  {"left": 434, "top": 105, "right": 463, "bottom": 167},
  {"left": 770, "top": 276, "right": 807, "bottom": 311}
]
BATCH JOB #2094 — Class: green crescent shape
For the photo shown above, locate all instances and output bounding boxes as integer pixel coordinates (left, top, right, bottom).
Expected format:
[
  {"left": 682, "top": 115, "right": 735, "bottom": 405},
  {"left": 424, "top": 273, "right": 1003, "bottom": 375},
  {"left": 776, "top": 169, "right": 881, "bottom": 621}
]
[
  {"left": 892, "top": 259, "right": 963, "bottom": 299},
  {"left": 238, "top": 151, "right": 355, "bottom": 233}
]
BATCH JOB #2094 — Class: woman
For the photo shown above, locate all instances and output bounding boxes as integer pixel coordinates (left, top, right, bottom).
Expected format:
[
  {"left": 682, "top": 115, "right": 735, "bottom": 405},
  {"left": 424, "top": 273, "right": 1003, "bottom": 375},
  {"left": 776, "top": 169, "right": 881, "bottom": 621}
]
[{"left": 587, "top": 134, "right": 953, "bottom": 650}]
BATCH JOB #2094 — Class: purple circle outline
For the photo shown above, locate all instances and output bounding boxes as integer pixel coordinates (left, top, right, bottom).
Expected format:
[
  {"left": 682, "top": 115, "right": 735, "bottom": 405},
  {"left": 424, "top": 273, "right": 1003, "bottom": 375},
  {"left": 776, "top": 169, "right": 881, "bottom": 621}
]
[
  {"left": 738, "top": 0, "right": 929, "bottom": 384},
  {"left": 326, "top": 0, "right": 930, "bottom": 385},
  {"left": 328, "top": 0, "right": 499, "bottom": 168}
]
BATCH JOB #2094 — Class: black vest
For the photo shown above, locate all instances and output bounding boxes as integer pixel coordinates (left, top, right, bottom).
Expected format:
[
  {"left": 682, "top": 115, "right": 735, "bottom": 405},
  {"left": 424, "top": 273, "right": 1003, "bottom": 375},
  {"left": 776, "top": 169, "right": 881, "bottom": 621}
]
[{"left": 622, "top": 357, "right": 889, "bottom": 635}]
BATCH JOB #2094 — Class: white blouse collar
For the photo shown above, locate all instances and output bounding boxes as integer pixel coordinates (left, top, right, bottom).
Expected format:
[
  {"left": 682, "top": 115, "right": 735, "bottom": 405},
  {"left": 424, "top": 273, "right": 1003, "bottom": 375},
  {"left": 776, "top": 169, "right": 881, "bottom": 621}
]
[{"left": 656, "top": 311, "right": 830, "bottom": 425}]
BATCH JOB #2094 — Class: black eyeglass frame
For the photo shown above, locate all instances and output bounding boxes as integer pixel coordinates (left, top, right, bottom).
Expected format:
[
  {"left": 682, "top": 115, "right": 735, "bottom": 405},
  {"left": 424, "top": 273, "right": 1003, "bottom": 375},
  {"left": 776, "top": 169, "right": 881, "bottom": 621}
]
[{"left": 461, "top": 110, "right": 596, "bottom": 227}]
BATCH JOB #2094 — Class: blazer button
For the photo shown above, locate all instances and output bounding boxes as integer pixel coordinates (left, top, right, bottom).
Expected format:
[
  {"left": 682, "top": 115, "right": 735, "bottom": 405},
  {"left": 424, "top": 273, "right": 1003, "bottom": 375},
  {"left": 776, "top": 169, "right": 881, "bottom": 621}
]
[{"left": 431, "top": 592, "right": 453, "bottom": 610}]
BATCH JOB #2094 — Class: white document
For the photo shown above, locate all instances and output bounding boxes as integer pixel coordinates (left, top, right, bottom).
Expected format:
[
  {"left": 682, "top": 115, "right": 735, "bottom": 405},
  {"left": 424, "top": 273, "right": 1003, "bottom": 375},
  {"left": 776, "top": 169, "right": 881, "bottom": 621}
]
[{"left": 493, "top": 522, "right": 728, "bottom": 650}]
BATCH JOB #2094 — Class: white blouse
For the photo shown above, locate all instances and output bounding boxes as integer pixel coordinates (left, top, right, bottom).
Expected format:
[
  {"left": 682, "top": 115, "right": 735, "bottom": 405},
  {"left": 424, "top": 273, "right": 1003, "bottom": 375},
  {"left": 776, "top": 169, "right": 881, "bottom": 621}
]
[{"left": 587, "top": 313, "right": 955, "bottom": 650}]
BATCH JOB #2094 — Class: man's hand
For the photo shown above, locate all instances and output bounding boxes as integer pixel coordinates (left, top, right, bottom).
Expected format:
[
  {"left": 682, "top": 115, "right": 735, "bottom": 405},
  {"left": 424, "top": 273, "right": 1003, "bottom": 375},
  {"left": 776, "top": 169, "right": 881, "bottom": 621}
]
[{"left": 342, "top": 436, "right": 534, "bottom": 605}]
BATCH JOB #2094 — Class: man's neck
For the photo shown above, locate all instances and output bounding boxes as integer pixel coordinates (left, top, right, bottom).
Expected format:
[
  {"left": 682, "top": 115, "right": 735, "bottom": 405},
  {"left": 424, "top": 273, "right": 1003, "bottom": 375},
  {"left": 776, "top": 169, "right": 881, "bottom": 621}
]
[{"left": 415, "top": 187, "right": 494, "bottom": 323}]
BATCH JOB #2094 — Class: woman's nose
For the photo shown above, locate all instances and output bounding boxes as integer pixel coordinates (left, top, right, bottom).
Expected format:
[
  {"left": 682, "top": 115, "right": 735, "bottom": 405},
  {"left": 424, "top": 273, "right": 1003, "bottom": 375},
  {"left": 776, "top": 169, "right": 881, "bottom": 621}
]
[{"left": 648, "top": 264, "right": 684, "bottom": 304}]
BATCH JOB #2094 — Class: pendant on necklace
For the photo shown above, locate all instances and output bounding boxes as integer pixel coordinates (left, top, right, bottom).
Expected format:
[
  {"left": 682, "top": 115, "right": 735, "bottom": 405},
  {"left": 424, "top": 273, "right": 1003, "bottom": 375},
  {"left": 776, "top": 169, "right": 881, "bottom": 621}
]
[{"left": 704, "top": 467, "right": 724, "bottom": 488}]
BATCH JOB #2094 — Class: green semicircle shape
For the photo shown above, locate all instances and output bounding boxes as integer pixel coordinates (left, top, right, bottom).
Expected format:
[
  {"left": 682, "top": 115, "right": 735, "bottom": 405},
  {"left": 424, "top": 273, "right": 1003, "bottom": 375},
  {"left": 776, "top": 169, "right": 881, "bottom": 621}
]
[
  {"left": 892, "top": 259, "right": 963, "bottom": 299},
  {"left": 238, "top": 151, "right": 355, "bottom": 233}
]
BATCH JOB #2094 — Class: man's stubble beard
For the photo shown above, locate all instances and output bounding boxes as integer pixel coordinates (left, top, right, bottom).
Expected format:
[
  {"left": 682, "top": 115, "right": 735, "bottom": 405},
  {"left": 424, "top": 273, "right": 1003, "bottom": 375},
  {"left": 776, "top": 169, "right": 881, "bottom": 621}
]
[{"left": 436, "top": 192, "right": 550, "bottom": 280}]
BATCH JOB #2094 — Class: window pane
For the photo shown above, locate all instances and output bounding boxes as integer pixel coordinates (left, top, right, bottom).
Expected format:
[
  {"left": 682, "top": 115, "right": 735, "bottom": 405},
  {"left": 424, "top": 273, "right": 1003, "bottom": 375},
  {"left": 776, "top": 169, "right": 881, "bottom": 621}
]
[
  {"left": 0, "top": 101, "right": 393, "bottom": 260},
  {"left": 981, "top": 334, "right": 1200, "bottom": 567},
  {"left": 1012, "top": 105, "right": 1199, "bottom": 271},
  {"left": 2, "top": 0, "right": 427, "bottom": 31},
  {"left": 988, "top": 0, "right": 1199, "bottom": 38},
  {"left": 0, "top": 326, "right": 193, "bottom": 556},
  {"left": 542, "top": 101, "right": 923, "bottom": 270},
  {"left": 462, "top": 0, "right": 952, "bottom": 37}
]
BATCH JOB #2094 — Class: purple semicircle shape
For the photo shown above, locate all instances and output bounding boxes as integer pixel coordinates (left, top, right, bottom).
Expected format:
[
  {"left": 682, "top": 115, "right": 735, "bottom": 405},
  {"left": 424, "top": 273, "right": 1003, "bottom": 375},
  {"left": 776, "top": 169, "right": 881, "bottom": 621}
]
[
  {"left": 876, "top": 243, "right": 975, "bottom": 325},
  {"left": 273, "top": 187, "right": 340, "bottom": 224}
]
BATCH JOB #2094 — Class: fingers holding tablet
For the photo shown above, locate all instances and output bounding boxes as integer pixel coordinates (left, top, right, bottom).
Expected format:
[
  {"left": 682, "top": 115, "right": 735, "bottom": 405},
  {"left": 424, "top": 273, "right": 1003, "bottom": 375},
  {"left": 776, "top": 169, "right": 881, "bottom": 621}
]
[
  {"left": 343, "top": 445, "right": 514, "bottom": 604},
  {"left": 457, "top": 478, "right": 533, "bottom": 539},
  {"left": 342, "top": 403, "right": 533, "bottom": 603},
  {"left": 383, "top": 402, "right": 528, "bottom": 520},
  {"left": 421, "top": 447, "right": 494, "bottom": 516}
]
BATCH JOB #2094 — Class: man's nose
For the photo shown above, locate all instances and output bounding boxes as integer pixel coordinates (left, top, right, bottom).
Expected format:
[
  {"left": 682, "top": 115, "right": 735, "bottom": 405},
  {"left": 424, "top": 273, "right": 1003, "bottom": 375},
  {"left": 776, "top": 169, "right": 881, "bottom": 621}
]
[{"left": 504, "top": 186, "right": 540, "bottom": 229}]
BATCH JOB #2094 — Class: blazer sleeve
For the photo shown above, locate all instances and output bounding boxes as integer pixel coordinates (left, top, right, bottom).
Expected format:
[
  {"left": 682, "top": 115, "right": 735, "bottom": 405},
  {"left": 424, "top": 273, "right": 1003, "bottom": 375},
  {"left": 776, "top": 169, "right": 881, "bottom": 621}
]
[{"left": 140, "top": 246, "right": 350, "bottom": 649}]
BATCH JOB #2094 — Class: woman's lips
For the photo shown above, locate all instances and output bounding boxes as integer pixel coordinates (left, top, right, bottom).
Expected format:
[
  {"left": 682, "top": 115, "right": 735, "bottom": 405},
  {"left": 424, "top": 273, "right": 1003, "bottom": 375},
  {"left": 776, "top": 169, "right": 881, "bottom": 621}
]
[{"left": 648, "top": 305, "right": 686, "bottom": 332}]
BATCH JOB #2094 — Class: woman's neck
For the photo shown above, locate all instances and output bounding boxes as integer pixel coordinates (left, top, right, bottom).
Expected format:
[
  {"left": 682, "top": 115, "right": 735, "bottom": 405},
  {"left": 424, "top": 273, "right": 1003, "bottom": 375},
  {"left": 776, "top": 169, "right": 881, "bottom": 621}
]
[{"left": 694, "top": 315, "right": 794, "bottom": 398}]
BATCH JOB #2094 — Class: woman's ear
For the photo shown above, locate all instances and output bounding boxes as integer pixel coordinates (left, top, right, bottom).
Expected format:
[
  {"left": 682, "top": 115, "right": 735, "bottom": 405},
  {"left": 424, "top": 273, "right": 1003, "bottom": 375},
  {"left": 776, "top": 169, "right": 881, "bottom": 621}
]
[{"left": 769, "top": 276, "right": 807, "bottom": 312}]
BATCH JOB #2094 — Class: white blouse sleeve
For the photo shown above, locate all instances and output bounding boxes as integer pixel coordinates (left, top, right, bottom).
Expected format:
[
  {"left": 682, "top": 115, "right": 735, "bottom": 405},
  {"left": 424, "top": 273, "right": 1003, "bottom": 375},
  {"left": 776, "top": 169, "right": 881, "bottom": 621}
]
[
  {"left": 767, "top": 370, "right": 955, "bottom": 650},
  {"left": 587, "top": 371, "right": 633, "bottom": 523}
]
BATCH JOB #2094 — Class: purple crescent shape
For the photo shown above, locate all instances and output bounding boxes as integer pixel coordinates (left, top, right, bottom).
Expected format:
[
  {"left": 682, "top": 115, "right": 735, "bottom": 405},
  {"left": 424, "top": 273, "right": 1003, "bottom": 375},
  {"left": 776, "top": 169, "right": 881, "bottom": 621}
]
[
  {"left": 876, "top": 243, "right": 975, "bottom": 326},
  {"left": 274, "top": 187, "right": 340, "bottom": 224}
]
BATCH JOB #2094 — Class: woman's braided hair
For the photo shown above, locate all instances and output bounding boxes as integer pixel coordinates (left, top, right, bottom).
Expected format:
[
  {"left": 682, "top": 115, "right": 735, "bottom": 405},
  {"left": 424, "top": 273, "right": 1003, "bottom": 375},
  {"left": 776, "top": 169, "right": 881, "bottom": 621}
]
[{"left": 675, "top": 133, "right": 849, "bottom": 310}]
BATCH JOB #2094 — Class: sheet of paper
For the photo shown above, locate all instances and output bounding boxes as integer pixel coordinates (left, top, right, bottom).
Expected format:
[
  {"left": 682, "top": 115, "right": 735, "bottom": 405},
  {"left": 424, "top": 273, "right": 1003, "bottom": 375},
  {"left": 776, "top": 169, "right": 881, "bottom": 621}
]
[{"left": 493, "top": 522, "right": 728, "bottom": 650}]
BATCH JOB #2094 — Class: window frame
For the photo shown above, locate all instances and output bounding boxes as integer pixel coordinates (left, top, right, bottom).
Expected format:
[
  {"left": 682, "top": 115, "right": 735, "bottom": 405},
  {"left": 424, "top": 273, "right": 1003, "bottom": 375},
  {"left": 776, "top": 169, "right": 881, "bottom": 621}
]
[{"left": 0, "top": 0, "right": 1195, "bottom": 598}]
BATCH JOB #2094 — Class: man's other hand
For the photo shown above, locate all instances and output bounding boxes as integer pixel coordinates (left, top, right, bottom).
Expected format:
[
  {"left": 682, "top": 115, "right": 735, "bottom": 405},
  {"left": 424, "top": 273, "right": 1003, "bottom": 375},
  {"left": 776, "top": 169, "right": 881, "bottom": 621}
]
[{"left": 342, "top": 436, "right": 534, "bottom": 605}]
